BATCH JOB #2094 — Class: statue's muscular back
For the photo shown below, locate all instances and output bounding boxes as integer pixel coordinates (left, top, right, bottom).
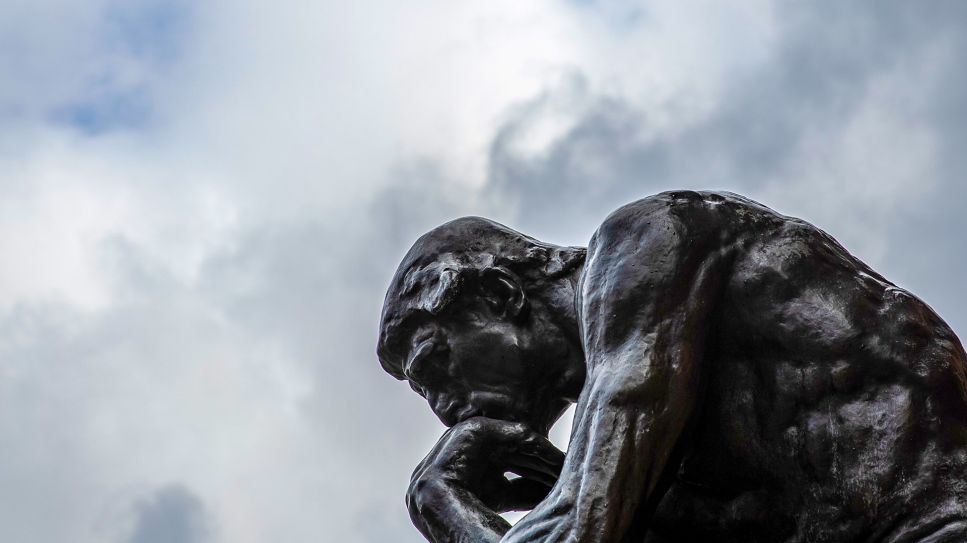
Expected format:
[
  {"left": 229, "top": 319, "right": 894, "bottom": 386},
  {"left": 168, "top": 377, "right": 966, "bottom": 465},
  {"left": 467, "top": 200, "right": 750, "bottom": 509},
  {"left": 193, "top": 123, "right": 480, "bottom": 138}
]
[{"left": 582, "top": 191, "right": 967, "bottom": 542}]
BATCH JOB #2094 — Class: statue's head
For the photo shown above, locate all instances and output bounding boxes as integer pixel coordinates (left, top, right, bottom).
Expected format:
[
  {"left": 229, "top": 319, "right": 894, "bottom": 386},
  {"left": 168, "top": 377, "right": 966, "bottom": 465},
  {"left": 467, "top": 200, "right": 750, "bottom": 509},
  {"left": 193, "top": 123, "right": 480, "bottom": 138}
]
[{"left": 378, "top": 217, "right": 586, "bottom": 434}]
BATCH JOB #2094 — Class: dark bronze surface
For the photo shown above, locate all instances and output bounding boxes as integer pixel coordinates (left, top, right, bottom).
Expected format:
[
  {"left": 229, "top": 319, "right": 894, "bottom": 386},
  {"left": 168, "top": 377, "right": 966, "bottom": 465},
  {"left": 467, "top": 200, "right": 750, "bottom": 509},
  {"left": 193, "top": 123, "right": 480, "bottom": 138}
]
[{"left": 377, "top": 191, "right": 967, "bottom": 542}]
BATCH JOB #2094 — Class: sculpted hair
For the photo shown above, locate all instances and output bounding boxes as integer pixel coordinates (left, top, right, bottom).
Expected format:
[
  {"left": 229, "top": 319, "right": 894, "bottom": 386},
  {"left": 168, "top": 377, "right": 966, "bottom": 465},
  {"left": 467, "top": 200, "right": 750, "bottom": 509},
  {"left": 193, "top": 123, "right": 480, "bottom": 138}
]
[{"left": 377, "top": 216, "right": 586, "bottom": 379}]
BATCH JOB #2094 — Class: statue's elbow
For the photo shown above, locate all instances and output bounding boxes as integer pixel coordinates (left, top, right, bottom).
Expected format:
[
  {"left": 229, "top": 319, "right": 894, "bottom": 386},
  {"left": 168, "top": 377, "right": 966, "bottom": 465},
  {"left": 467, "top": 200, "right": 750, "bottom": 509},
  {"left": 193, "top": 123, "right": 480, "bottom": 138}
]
[{"left": 406, "top": 472, "right": 448, "bottom": 520}]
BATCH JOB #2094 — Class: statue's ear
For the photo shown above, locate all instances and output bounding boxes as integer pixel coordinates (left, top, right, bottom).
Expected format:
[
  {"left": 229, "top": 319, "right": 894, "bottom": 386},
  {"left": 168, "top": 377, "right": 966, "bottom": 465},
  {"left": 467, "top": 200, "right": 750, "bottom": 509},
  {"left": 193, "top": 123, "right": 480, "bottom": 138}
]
[
  {"left": 543, "top": 247, "right": 584, "bottom": 277},
  {"left": 479, "top": 266, "right": 527, "bottom": 319}
]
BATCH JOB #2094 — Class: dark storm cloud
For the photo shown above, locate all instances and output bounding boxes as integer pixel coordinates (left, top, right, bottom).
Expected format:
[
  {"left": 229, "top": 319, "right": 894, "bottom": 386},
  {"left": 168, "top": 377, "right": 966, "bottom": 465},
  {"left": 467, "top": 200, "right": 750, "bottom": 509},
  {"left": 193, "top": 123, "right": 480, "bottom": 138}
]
[
  {"left": 491, "top": 2, "right": 962, "bottom": 220},
  {"left": 125, "top": 485, "right": 211, "bottom": 543},
  {"left": 485, "top": 1, "right": 967, "bottom": 332},
  {"left": 487, "top": 74, "right": 672, "bottom": 239},
  {"left": 883, "top": 14, "right": 967, "bottom": 332}
]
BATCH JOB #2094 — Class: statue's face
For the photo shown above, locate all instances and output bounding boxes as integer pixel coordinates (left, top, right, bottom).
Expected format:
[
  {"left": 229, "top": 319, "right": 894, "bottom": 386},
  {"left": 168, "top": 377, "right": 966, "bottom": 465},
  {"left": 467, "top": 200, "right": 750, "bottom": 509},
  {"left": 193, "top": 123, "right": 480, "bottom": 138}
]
[{"left": 400, "top": 305, "right": 549, "bottom": 429}]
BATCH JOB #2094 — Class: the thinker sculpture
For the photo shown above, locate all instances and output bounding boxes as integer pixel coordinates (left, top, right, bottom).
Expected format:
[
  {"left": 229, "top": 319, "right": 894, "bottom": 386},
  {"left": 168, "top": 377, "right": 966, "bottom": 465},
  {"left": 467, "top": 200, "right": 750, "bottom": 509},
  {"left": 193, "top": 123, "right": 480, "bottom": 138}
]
[{"left": 377, "top": 191, "right": 967, "bottom": 542}]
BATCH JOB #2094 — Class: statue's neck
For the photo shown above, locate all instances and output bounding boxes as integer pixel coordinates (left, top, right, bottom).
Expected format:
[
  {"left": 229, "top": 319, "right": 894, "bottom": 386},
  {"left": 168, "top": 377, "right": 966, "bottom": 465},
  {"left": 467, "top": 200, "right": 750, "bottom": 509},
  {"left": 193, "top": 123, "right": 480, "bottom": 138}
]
[{"left": 541, "top": 262, "right": 587, "bottom": 402}]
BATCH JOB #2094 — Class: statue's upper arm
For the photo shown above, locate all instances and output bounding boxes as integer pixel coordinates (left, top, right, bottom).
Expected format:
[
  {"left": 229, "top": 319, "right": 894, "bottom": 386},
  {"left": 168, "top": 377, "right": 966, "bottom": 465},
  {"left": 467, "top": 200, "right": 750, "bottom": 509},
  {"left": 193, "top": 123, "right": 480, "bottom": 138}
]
[
  {"left": 503, "top": 195, "right": 733, "bottom": 542},
  {"left": 581, "top": 195, "right": 724, "bottom": 369}
]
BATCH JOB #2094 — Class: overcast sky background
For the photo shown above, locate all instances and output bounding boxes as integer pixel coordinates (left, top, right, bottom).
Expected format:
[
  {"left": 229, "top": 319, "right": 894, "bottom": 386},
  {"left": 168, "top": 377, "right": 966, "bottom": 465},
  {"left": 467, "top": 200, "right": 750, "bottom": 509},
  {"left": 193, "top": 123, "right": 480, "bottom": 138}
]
[{"left": 1, "top": 1, "right": 966, "bottom": 541}]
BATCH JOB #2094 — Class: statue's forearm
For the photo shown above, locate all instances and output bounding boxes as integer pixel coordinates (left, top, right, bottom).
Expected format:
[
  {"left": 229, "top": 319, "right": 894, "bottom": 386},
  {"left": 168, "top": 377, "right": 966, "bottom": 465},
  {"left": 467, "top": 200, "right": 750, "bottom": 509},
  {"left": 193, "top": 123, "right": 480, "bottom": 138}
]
[
  {"left": 503, "top": 338, "right": 705, "bottom": 542},
  {"left": 408, "top": 476, "right": 509, "bottom": 543}
]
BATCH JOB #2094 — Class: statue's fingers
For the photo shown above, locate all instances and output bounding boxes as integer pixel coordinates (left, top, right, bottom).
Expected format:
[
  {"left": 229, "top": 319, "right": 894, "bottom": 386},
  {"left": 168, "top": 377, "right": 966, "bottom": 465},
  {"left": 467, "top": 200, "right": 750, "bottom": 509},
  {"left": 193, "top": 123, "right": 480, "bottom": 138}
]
[
  {"left": 488, "top": 422, "right": 564, "bottom": 463},
  {"left": 494, "top": 432, "right": 565, "bottom": 484},
  {"left": 516, "top": 450, "right": 564, "bottom": 480}
]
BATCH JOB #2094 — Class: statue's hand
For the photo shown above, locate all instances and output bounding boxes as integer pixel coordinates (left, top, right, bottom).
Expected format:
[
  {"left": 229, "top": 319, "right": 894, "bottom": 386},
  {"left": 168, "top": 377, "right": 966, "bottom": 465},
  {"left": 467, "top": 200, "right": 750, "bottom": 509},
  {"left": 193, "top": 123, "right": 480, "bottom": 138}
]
[{"left": 409, "top": 416, "right": 565, "bottom": 514}]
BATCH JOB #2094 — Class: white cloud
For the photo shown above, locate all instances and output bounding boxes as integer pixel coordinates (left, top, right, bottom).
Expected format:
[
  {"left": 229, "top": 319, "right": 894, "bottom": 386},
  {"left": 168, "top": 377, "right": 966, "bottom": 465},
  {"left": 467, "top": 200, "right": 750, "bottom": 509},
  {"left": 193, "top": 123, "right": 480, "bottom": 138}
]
[{"left": 0, "top": 1, "right": 965, "bottom": 542}]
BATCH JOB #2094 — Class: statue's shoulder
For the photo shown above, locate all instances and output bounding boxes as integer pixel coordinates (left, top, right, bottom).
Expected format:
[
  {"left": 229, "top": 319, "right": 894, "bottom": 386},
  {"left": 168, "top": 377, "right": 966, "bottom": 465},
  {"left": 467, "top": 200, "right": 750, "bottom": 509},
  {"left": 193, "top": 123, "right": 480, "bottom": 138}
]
[
  {"left": 593, "top": 190, "right": 764, "bottom": 246},
  {"left": 580, "top": 192, "right": 752, "bottom": 344},
  {"left": 585, "top": 190, "right": 792, "bottom": 281}
]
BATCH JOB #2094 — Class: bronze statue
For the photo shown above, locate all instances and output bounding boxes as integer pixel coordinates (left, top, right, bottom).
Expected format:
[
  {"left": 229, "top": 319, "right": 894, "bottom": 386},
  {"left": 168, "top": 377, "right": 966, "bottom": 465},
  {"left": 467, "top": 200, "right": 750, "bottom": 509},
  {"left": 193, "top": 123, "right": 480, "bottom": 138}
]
[{"left": 377, "top": 191, "right": 967, "bottom": 542}]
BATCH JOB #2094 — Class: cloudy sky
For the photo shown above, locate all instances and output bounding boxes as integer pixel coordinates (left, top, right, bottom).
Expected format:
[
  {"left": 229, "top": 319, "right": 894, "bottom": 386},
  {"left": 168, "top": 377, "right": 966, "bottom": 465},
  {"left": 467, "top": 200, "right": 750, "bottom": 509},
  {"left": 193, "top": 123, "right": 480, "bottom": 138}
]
[{"left": 1, "top": 1, "right": 966, "bottom": 541}]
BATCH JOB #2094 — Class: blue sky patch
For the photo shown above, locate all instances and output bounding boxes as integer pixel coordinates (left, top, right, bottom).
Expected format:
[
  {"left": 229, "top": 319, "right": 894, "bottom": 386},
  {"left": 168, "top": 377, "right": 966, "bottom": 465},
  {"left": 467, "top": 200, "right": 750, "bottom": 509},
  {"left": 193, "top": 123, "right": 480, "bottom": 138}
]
[
  {"left": 47, "top": 1, "right": 192, "bottom": 135},
  {"left": 104, "top": 0, "right": 192, "bottom": 66},
  {"left": 50, "top": 85, "right": 151, "bottom": 135}
]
